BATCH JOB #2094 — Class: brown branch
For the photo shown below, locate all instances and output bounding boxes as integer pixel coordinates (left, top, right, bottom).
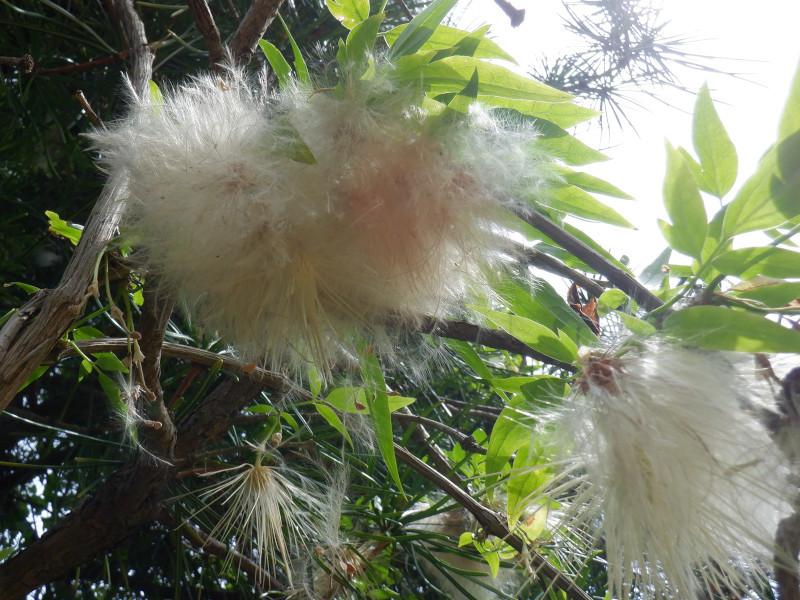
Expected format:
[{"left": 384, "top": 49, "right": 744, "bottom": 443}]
[
  {"left": 0, "top": 373, "right": 267, "bottom": 599},
  {"left": 0, "top": 0, "right": 153, "bottom": 416},
  {"left": 393, "top": 412, "right": 487, "bottom": 455},
  {"left": 0, "top": 455, "right": 173, "bottom": 600},
  {"left": 136, "top": 287, "right": 176, "bottom": 457},
  {"left": 394, "top": 0, "right": 413, "bottom": 20},
  {"left": 229, "top": 0, "right": 286, "bottom": 65},
  {"left": 418, "top": 316, "right": 578, "bottom": 373},
  {"left": 518, "top": 245, "right": 607, "bottom": 298},
  {"left": 493, "top": 0, "right": 525, "bottom": 27},
  {"left": 111, "top": 0, "right": 154, "bottom": 97},
  {"left": 37, "top": 52, "right": 127, "bottom": 75},
  {"left": 74, "top": 89, "right": 104, "bottom": 128},
  {"left": 165, "top": 515, "right": 286, "bottom": 592},
  {"left": 0, "top": 54, "right": 35, "bottom": 72},
  {"left": 394, "top": 444, "right": 592, "bottom": 600},
  {"left": 51, "top": 338, "right": 298, "bottom": 396},
  {"left": 0, "top": 175, "right": 126, "bottom": 414},
  {"left": 187, "top": 0, "right": 225, "bottom": 69},
  {"left": 515, "top": 209, "right": 664, "bottom": 313}
]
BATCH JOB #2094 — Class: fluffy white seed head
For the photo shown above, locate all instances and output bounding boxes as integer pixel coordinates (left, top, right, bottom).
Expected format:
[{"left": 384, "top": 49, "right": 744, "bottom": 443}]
[
  {"left": 544, "top": 340, "right": 789, "bottom": 600},
  {"left": 197, "top": 445, "right": 326, "bottom": 585},
  {"left": 89, "top": 62, "right": 551, "bottom": 378}
]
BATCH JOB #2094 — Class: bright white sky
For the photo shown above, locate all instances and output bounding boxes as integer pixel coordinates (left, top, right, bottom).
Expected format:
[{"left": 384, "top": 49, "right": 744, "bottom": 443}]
[{"left": 458, "top": 0, "right": 800, "bottom": 274}]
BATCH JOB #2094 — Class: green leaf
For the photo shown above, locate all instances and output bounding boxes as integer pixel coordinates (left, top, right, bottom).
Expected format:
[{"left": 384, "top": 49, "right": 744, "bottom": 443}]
[
  {"left": 259, "top": 41, "right": 291, "bottom": 88},
  {"left": 639, "top": 247, "right": 671, "bottom": 287},
  {"left": 472, "top": 307, "right": 579, "bottom": 364},
  {"left": 722, "top": 129, "right": 800, "bottom": 238},
  {"left": 307, "top": 365, "right": 322, "bottom": 400},
  {"left": 711, "top": 247, "right": 800, "bottom": 279},
  {"left": 615, "top": 311, "right": 657, "bottom": 336},
  {"left": 326, "top": 0, "right": 369, "bottom": 29},
  {"left": 148, "top": 80, "right": 163, "bottom": 104},
  {"left": 507, "top": 442, "right": 549, "bottom": 526},
  {"left": 779, "top": 59, "right": 800, "bottom": 142},
  {"left": 659, "top": 143, "right": 707, "bottom": 258},
  {"left": 493, "top": 275, "right": 597, "bottom": 346},
  {"left": 482, "top": 96, "right": 599, "bottom": 129},
  {"left": 315, "top": 402, "right": 353, "bottom": 448},
  {"left": 389, "top": 0, "right": 459, "bottom": 59},
  {"left": 534, "top": 120, "right": 609, "bottom": 166},
  {"left": 5, "top": 282, "right": 39, "bottom": 294},
  {"left": 554, "top": 166, "right": 633, "bottom": 199},
  {"left": 344, "top": 12, "right": 384, "bottom": 72},
  {"left": 486, "top": 404, "right": 534, "bottom": 478},
  {"left": 729, "top": 277, "right": 800, "bottom": 307},
  {"left": 93, "top": 353, "right": 129, "bottom": 373},
  {"left": 458, "top": 531, "right": 473, "bottom": 547},
  {"left": 324, "top": 387, "right": 415, "bottom": 414},
  {"left": 383, "top": 23, "right": 516, "bottom": 63},
  {"left": 662, "top": 305, "right": 800, "bottom": 353},
  {"left": 445, "top": 338, "right": 494, "bottom": 380},
  {"left": 540, "top": 185, "right": 634, "bottom": 228},
  {"left": 19, "top": 365, "right": 48, "bottom": 391},
  {"left": 72, "top": 326, "right": 105, "bottom": 340},
  {"left": 474, "top": 541, "right": 500, "bottom": 578},
  {"left": 692, "top": 83, "right": 738, "bottom": 198},
  {"left": 395, "top": 55, "right": 572, "bottom": 103},
  {"left": 597, "top": 289, "right": 628, "bottom": 316},
  {"left": 273, "top": 118, "right": 317, "bottom": 164},
  {"left": 277, "top": 14, "right": 310, "bottom": 84},
  {"left": 45, "top": 210, "right": 82, "bottom": 245}
]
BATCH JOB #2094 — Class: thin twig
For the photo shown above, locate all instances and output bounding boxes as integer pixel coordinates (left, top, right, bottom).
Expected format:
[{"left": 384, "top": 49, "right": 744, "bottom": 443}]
[
  {"left": 418, "top": 316, "right": 578, "bottom": 373},
  {"left": 74, "top": 90, "right": 104, "bottom": 128},
  {"left": 52, "top": 338, "right": 301, "bottom": 399},
  {"left": 187, "top": 0, "right": 225, "bottom": 69},
  {"left": 38, "top": 52, "right": 127, "bottom": 75},
  {"left": 0, "top": 54, "right": 35, "bottom": 72},
  {"left": 394, "top": 444, "right": 592, "bottom": 600},
  {"left": 515, "top": 209, "right": 664, "bottom": 313},
  {"left": 518, "top": 245, "right": 607, "bottom": 298},
  {"left": 394, "top": 0, "right": 413, "bottom": 20},
  {"left": 393, "top": 412, "right": 487, "bottom": 455},
  {"left": 175, "top": 518, "right": 286, "bottom": 592}
]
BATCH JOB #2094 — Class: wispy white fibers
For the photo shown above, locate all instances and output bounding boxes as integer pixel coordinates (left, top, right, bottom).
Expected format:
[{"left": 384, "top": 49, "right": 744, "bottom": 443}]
[
  {"left": 545, "top": 340, "right": 789, "bottom": 600},
  {"left": 89, "top": 60, "right": 551, "bottom": 377}
]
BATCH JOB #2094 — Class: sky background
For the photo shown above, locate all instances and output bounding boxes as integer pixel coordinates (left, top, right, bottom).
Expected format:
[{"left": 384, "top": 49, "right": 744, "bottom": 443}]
[{"left": 458, "top": 0, "right": 800, "bottom": 274}]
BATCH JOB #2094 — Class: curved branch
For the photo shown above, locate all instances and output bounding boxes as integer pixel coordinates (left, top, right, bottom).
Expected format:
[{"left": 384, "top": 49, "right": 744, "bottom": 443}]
[
  {"left": 519, "top": 246, "right": 607, "bottom": 298},
  {"left": 0, "top": 0, "right": 153, "bottom": 415},
  {"left": 0, "top": 174, "right": 127, "bottom": 414},
  {"left": 515, "top": 209, "right": 664, "bottom": 313}
]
